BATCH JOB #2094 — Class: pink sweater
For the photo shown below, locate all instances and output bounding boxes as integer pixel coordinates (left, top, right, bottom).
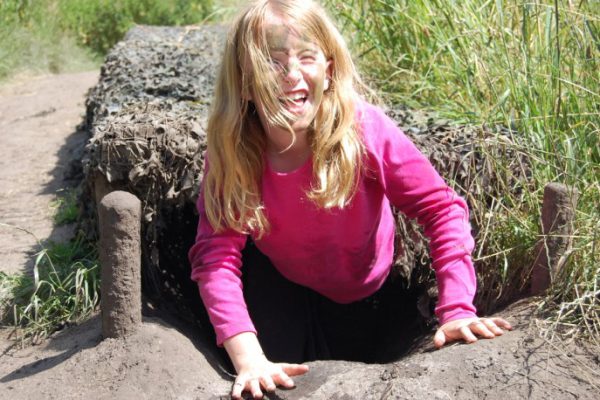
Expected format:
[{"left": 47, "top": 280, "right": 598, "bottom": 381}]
[{"left": 189, "top": 101, "right": 477, "bottom": 346}]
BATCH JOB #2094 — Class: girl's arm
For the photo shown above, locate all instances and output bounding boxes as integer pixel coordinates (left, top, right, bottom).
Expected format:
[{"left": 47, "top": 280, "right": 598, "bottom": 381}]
[
  {"left": 190, "top": 213, "right": 309, "bottom": 399},
  {"left": 188, "top": 189, "right": 255, "bottom": 345},
  {"left": 189, "top": 157, "right": 256, "bottom": 345},
  {"left": 360, "top": 102, "right": 511, "bottom": 344},
  {"left": 363, "top": 104, "right": 477, "bottom": 323},
  {"left": 189, "top": 163, "right": 308, "bottom": 398}
]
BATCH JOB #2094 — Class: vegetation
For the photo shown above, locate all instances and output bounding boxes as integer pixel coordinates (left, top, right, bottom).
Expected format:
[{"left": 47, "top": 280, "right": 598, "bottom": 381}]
[
  {"left": 0, "top": 189, "right": 99, "bottom": 345},
  {"left": 325, "top": 0, "right": 599, "bottom": 341},
  {"left": 51, "top": 188, "right": 80, "bottom": 226},
  {"left": 0, "top": 0, "right": 215, "bottom": 82},
  {"left": 0, "top": 0, "right": 235, "bottom": 344},
  {"left": 0, "top": 230, "right": 99, "bottom": 345}
]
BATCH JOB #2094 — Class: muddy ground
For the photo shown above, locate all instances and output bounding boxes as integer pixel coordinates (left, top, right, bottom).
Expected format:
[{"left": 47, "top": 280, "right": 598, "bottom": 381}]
[{"left": 0, "top": 72, "right": 599, "bottom": 399}]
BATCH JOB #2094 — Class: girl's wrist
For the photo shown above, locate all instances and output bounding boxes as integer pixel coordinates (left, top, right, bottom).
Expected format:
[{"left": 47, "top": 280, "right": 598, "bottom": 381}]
[{"left": 223, "top": 331, "right": 266, "bottom": 372}]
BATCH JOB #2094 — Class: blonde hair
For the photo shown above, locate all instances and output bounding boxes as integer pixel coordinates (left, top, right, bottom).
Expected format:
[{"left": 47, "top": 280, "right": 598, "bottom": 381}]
[{"left": 204, "top": 0, "right": 370, "bottom": 237}]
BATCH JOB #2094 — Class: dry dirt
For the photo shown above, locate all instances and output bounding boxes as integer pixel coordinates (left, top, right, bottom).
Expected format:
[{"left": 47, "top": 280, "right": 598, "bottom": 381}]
[
  {"left": 0, "top": 71, "right": 99, "bottom": 275},
  {"left": 0, "top": 72, "right": 599, "bottom": 399}
]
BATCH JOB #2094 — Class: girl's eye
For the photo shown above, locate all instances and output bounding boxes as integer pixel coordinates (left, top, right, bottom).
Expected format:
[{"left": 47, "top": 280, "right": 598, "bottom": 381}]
[{"left": 269, "top": 58, "right": 285, "bottom": 71}]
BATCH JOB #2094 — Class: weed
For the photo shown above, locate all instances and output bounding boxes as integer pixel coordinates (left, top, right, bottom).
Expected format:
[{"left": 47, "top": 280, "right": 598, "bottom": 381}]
[
  {"left": 51, "top": 188, "right": 80, "bottom": 226},
  {"left": 0, "top": 232, "right": 100, "bottom": 345}
]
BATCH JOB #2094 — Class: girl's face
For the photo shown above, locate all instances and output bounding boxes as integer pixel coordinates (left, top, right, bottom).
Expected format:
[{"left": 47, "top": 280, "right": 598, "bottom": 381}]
[{"left": 250, "top": 14, "right": 332, "bottom": 146}]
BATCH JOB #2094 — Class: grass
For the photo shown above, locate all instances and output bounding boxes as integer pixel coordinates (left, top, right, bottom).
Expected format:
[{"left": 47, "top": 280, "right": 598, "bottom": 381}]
[
  {"left": 326, "top": 0, "right": 599, "bottom": 341},
  {"left": 0, "top": 226, "right": 100, "bottom": 346},
  {"left": 0, "top": 188, "right": 97, "bottom": 344},
  {"left": 51, "top": 188, "right": 80, "bottom": 226},
  {"left": 0, "top": 188, "right": 100, "bottom": 343},
  {"left": 0, "top": 0, "right": 231, "bottom": 345},
  {"left": 0, "top": 0, "right": 215, "bottom": 83}
]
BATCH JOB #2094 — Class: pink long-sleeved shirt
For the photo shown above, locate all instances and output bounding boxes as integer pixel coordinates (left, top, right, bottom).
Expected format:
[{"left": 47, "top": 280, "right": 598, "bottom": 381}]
[{"left": 189, "top": 100, "right": 477, "bottom": 346}]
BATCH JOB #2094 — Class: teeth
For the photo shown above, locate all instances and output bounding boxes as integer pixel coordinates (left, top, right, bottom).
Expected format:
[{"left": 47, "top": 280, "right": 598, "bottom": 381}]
[{"left": 281, "top": 93, "right": 306, "bottom": 101}]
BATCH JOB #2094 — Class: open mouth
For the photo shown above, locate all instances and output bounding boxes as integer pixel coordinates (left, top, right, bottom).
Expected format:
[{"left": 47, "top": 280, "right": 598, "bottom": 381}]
[{"left": 279, "top": 92, "right": 308, "bottom": 110}]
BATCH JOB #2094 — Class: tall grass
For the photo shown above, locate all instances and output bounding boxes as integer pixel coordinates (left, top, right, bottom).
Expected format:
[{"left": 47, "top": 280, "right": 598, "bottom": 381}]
[
  {"left": 0, "top": 189, "right": 100, "bottom": 344},
  {"left": 0, "top": 230, "right": 100, "bottom": 345},
  {"left": 0, "top": 0, "right": 215, "bottom": 82},
  {"left": 327, "top": 0, "right": 599, "bottom": 340},
  {"left": 0, "top": 1, "right": 98, "bottom": 80},
  {"left": 59, "top": 0, "right": 214, "bottom": 54}
]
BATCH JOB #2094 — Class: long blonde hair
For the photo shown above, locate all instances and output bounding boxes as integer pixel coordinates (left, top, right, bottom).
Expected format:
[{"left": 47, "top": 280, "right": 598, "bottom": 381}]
[{"left": 204, "top": 0, "right": 369, "bottom": 237}]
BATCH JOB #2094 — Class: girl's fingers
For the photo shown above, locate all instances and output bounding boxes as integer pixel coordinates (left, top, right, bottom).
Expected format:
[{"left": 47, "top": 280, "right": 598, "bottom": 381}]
[
  {"left": 434, "top": 316, "right": 513, "bottom": 349},
  {"left": 491, "top": 317, "right": 513, "bottom": 330},
  {"left": 460, "top": 325, "right": 478, "bottom": 343},
  {"left": 259, "top": 375, "right": 277, "bottom": 392},
  {"left": 470, "top": 320, "right": 495, "bottom": 339},
  {"left": 281, "top": 363, "right": 309, "bottom": 376},
  {"left": 433, "top": 328, "right": 447, "bottom": 348},
  {"left": 231, "top": 363, "right": 308, "bottom": 399},
  {"left": 249, "top": 378, "right": 263, "bottom": 399},
  {"left": 272, "top": 371, "right": 295, "bottom": 389},
  {"left": 231, "top": 379, "right": 246, "bottom": 399},
  {"left": 481, "top": 318, "right": 504, "bottom": 336}
]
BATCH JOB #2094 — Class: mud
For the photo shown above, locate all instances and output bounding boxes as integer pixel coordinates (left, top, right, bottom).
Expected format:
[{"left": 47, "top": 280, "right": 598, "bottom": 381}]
[{"left": 98, "top": 191, "right": 142, "bottom": 338}]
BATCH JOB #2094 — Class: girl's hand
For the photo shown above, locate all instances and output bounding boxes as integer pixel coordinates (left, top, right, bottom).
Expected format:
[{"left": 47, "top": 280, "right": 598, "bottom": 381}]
[
  {"left": 231, "top": 354, "right": 309, "bottom": 399},
  {"left": 433, "top": 316, "right": 513, "bottom": 349},
  {"left": 224, "top": 332, "right": 309, "bottom": 399}
]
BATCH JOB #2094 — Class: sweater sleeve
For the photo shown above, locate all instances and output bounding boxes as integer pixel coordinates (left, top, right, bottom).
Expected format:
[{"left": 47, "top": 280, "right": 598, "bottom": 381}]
[
  {"left": 188, "top": 164, "right": 256, "bottom": 345},
  {"left": 362, "top": 104, "right": 478, "bottom": 325}
]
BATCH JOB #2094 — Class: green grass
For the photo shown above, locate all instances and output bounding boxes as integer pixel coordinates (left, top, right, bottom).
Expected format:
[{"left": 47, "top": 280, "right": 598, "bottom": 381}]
[
  {"left": 0, "top": 187, "right": 98, "bottom": 345},
  {"left": 0, "top": 232, "right": 100, "bottom": 345},
  {"left": 0, "top": 0, "right": 225, "bottom": 344},
  {"left": 0, "top": 0, "right": 216, "bottom": 83},
  {"left": 0, "top": 186, "right": 94, "bottom": 344},
  {"left": 51, "top": 188, "right": 80, "bottom": 226},
  {"left": 327, "top": 0, "right": 599, "bottom": 341},
  {"left": 59, "top": 0, "right": 214, "bottom": 54},
  {"left": 0, "top": 17, "right": 99, "bottom": 81}
]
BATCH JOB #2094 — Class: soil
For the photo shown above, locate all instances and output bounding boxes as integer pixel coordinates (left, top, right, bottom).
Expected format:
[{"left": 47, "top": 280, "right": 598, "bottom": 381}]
[
  {"left": 0, "top": 71, "right": 98, "bottom": 275},
  {"left": 0, "top": 72, "right": 599, "bottom": 399}
]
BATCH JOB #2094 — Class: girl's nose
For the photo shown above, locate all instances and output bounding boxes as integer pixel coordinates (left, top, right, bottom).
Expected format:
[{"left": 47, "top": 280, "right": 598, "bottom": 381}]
[{"left": 282, "top": 60, "right": 302, "bottom": 84}]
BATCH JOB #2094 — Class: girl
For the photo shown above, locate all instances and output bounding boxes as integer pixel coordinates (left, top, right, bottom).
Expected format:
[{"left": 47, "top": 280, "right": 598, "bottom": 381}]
[{"left": 188, "top": 1, "right": 512, "bottom": 398}]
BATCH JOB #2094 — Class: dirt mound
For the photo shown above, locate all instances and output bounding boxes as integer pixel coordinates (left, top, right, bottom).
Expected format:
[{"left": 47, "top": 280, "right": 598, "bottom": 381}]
[{"left": 1, "top": 300, "right": 598, "bottom": 399}]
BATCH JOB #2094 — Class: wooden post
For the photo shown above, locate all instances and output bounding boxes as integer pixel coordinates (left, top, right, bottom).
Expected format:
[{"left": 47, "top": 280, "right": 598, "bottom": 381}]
[
  {"left": 531, "top": 183, "right": 579, "bottom": 295},
  {"left": 98, "top": 191, "right": 142, "bottom": 338}
]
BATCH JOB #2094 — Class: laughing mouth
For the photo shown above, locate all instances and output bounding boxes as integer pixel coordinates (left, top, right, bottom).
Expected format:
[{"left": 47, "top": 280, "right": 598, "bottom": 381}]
[{"left": 279, "top": 92, "right": 308, "bottom": 108}]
